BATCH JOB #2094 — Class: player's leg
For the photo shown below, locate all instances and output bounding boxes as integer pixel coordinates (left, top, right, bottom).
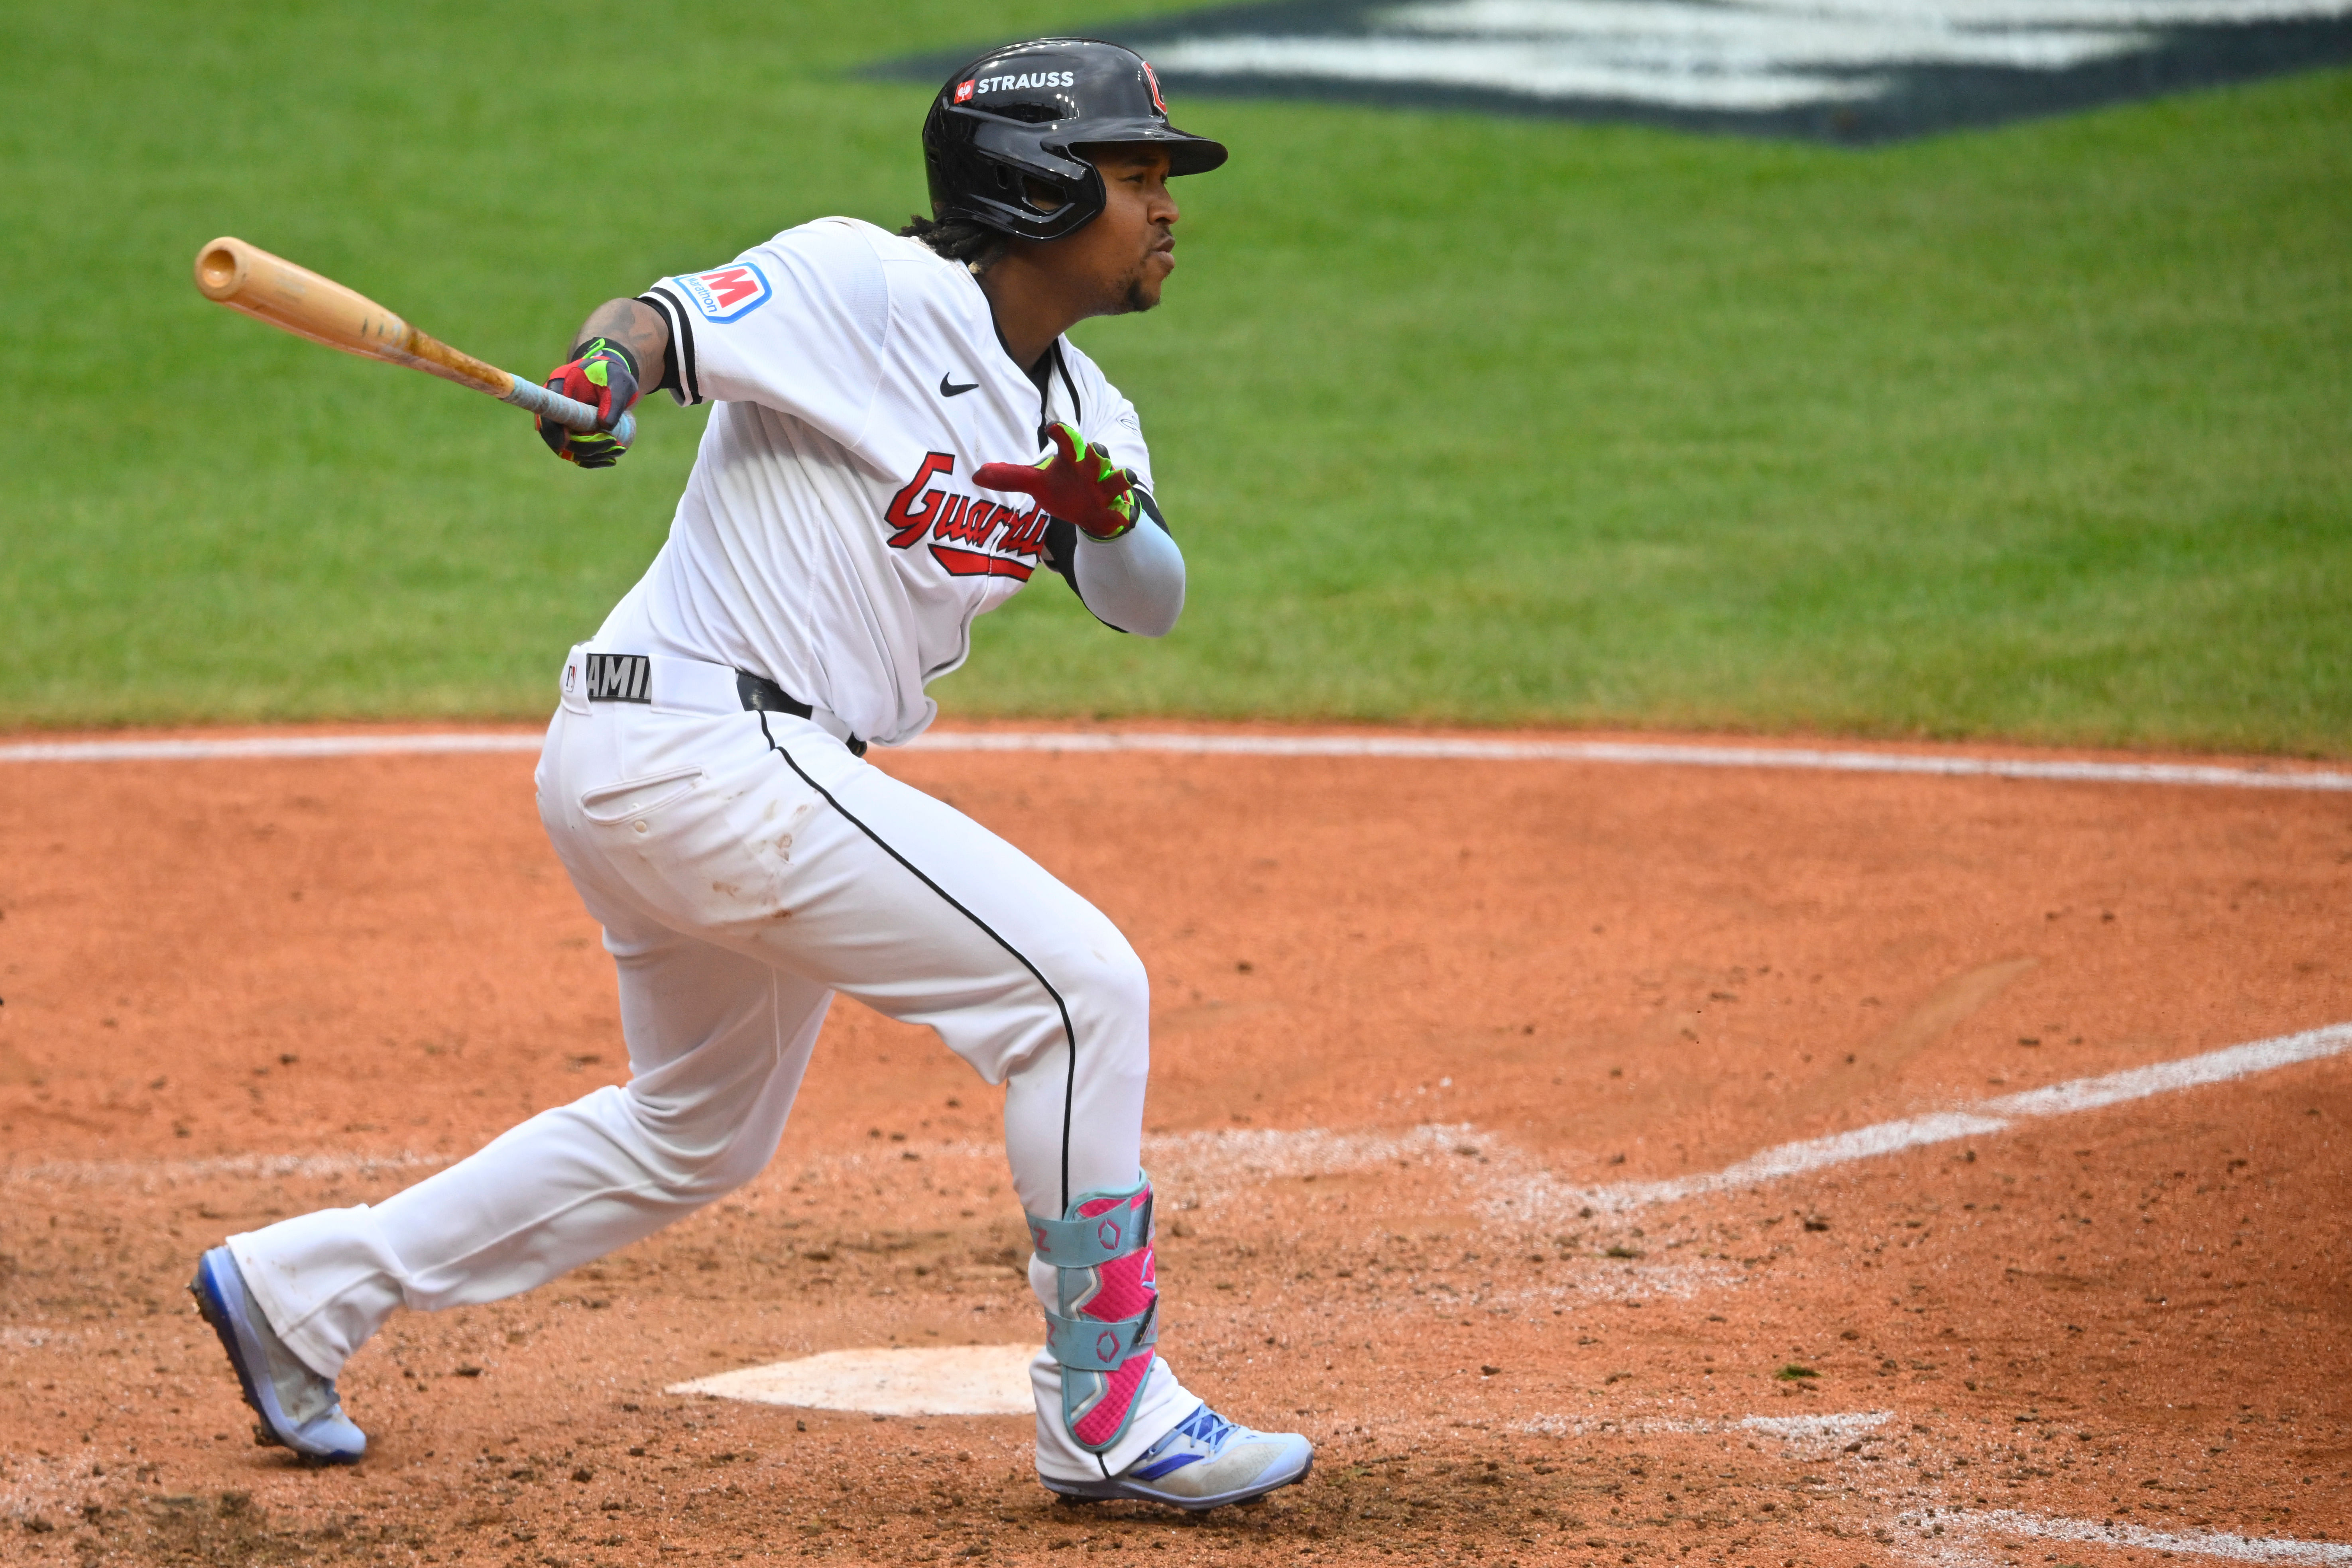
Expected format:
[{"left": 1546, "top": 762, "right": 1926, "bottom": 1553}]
[
  {"left": 723, "top": 718, "right": 1308, "bottom": 1506},
  {"left": 197, "top": 705, "right": 838, "bottom": 1456},
  {"left": 223, "top": 914, "right": 832, "bottom": 1382},
  {"left": 197, "top": 698, "right": 1304, "bottom": 1499}
]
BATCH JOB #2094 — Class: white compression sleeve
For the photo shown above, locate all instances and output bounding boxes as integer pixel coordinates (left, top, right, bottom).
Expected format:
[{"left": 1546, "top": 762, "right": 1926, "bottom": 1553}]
[{"left": 1071, "top": 517, "right": 1186, "bottom": 637}]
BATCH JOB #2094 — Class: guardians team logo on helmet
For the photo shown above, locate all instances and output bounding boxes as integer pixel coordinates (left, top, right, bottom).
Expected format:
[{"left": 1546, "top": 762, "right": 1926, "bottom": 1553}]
[{"left": 922, "top": 38, "right": 1228, "bottom": 244}]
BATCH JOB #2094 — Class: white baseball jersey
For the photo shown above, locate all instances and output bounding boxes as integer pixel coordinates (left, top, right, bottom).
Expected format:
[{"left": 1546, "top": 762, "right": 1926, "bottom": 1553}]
[{"left": 606, "top": 217, "right": 1161, "bottom": 747}]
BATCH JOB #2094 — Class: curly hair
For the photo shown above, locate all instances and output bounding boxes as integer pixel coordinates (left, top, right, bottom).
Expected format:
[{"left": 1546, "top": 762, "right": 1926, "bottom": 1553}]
[{"left": 900, "top": 214, "right": 1007, "bottom": 272}]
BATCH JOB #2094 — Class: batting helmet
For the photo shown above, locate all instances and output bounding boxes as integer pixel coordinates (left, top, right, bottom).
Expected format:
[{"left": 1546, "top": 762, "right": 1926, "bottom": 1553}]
[{"left": 922, "top": 39, "right": 1228, "bottom": 244}]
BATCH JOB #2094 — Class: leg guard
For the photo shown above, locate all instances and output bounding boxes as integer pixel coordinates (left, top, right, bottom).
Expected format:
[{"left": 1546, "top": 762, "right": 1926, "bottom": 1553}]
[{"left": 1030, "top": 1176, "right": 1158, "bottom": 1454}]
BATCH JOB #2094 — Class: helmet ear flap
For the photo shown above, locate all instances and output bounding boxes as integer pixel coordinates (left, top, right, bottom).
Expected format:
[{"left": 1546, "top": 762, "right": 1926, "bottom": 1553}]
[
  {"left": 988, "top": 163, "right": 1052, "bottom": 210},
  {"left": 1019, "top": 171, "right": 1080, "bottom": 217},
  {"left": 943, "top": 129, "right": 1104, "bottom": 241}
]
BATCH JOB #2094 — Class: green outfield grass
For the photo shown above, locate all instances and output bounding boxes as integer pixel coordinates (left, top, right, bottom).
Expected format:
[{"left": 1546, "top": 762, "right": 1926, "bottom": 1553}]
[{"left": 5, "top": 3, "right": 2348, "bottom": 751}]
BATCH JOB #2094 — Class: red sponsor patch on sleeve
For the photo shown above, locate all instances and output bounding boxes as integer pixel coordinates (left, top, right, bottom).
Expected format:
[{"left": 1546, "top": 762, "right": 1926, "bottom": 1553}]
[{"left": 673, "top": 262, "right": 772, "bottom": 322}]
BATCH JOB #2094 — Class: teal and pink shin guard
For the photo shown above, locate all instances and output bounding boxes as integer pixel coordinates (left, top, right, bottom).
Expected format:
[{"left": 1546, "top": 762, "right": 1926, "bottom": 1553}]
[{"left": 1029, "top": 1176, "right": 1158, "bottom": 1453}]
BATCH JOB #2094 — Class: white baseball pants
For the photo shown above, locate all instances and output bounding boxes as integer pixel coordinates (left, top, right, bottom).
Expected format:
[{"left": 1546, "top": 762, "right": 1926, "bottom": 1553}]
[{"left": 229, "top": 658, "right": 1194, "bottom": 1481}]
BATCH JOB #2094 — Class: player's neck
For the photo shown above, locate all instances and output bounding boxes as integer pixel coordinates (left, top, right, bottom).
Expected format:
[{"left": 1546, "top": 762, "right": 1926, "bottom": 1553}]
[{"left": 975, "top": 253, "right": 1089, "bottom": 376}]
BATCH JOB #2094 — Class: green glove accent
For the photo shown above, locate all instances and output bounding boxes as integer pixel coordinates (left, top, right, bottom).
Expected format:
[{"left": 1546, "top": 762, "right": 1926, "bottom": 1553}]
[
  {"left": 973, "top": 421, "right": 1138, "bottom": 540},
  {"left": 538, "top": 338, "right": 641, "bottom": 470}
]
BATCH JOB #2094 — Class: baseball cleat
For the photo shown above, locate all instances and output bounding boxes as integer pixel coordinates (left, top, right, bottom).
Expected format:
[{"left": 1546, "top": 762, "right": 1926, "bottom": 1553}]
[
  {"left": 188, "top": 1247, "right": 366, "bottom": 1463},
  {"left": 1043, "top": 1403, "right": 1311, "bottom": 1511}
]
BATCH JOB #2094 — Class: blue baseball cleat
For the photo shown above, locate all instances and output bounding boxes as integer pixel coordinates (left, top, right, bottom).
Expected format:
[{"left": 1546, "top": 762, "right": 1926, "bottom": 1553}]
[
  {"left": 188, "top": 1246, "right": 366, "bottom": 1464},
  {"left": 1044, "top": 1404, "right": 1311, "bottom": 1511}
]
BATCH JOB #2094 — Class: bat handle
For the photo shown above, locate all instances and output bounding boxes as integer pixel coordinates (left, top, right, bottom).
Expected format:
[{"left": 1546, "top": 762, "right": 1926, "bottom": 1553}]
[{"left": 501, "top": 373, "right": 637, "bottom": 446}]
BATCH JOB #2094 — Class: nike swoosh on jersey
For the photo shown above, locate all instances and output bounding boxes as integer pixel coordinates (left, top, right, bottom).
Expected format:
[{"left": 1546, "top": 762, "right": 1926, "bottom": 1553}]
[{"left": 939, "top": 373, "right": 979, "bottom": 398}]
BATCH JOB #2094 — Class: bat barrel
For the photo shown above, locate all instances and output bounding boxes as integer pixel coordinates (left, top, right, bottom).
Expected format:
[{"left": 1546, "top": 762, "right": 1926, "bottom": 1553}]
[
  {"left": 192, "top": 234, "right": 417, "bottom": 362},
  {"left": 194, "top": 238, "right": 250, "bottom": 301},
  {"left": 193, "top": 234, "right": 633, "bottom": 444}
]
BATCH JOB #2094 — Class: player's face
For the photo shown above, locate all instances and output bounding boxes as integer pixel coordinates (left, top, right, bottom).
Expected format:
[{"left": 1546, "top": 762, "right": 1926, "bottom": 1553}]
[{"left": 1067, "top": 146, "right": 1180, "bottom": 316}]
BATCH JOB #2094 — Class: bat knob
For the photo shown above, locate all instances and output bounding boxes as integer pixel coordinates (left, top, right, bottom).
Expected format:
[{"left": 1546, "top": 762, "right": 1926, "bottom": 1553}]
[{"left": 614, "top": 411, "right": 637, "bottom": 448}]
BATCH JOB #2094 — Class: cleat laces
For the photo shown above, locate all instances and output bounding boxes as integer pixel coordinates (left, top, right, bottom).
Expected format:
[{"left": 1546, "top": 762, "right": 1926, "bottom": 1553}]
[
  {"left": 1129, "top": 1403, "right": 1239, "bottom": 1478},
  {"left": 1180, "top": 1405, "right": 1235, "bottom": 1450}
]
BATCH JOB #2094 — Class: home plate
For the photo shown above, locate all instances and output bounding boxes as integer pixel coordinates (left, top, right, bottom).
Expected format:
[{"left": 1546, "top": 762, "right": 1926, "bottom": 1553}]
[{"left": 669, "top": 1344, "right": 1037, "bottom": 1416}]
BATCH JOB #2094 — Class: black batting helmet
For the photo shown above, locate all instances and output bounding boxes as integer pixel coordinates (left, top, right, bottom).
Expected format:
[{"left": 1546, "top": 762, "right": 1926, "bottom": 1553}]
[{"left": 922, "top": 38, "right": 1227, "bottom": 244}]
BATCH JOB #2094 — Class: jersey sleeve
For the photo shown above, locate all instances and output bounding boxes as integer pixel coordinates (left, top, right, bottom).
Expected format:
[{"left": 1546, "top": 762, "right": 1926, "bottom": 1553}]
[{"left": 637, "top": 219, "right": 890, "bottom": 451}]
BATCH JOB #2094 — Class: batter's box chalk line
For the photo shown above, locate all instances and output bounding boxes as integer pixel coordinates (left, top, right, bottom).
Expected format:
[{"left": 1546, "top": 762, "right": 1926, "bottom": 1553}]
[
  {"left": 1127, "top": 1021, "right": 2352, "bottom": 1224},
  {"left": 4, "top": 727, "right": 2349, "bottom": 791},
  {"left": 1493, "top": 1019, "right": 2352, "bottom": 1219},
  {"left": 1517, "top": 1410, "right": 1894, "bottom": 1445},
  {"left": 1952, "top": 1513, "right": 2352, "bottom": 1567},
  {"left": 0, "top": 1150, "right": 451, "bottom": 1187},
  {"left": 1498, "top": 1417, "right": 2348, "bottom": 1568},
  {"left": 1143, "top": 1120, "right": 1477, "bottom": 1184}
]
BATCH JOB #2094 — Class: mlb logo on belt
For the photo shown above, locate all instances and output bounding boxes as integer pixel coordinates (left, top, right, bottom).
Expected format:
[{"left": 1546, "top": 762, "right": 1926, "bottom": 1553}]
[
  {"left": 674, "top": 263, "right": 772, "bottom": 323},
  {"left": 582, "top": 653, "right": 651, "bottom": 703}
]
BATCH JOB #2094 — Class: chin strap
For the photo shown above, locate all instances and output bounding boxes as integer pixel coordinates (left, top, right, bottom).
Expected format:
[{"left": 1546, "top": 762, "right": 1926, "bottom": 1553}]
[{"left": 1029, "top": 1175, "right": 1159, "bottom": 1453}]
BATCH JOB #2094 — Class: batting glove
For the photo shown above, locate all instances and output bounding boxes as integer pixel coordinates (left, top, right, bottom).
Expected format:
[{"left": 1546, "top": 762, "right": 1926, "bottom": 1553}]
[
  {"left": 975, "top": 422, "right": 1138, "bottom": 540},
  {"left": 537, "top": 338, "right": 640, "bottom": 469}
]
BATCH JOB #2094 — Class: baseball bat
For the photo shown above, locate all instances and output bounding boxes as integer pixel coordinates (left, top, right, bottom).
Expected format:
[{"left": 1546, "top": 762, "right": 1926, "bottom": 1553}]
[{"left": 191, "top": 236, "right": 635, "bottom": 444}]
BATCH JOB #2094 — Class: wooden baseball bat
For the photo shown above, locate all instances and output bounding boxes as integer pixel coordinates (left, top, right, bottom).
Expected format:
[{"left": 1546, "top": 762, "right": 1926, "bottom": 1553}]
[{"left": 192, "top": 236, "right": 634, "bottom": 443}]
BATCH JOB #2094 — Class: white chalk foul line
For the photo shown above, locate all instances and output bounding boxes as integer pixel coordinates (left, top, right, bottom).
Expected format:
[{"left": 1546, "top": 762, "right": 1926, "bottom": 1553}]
[
  {"left": 0, "top": 733, "right": 544, "bottom": 763},
  {"left": 1967, "top": 1511, "right": 2352, "bottom": 1566},
  {"left": 0, "top": 727, "right": 2345, "bottom": 791},
  {"left": 1557, "top": 1020, "right": 2352, "bottom": 1213},
  {"left": 909, "top": 731, "right": 2352, "bottom": 791},
  {"left": 1127, "top": 1024, "right": 2352, "bottom": 1218}
]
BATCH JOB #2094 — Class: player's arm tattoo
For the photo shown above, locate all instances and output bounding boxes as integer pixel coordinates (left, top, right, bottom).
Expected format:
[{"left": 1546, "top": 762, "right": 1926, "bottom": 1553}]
[{"left": 568, "top": 299, "right": 672, "bottom": 395}]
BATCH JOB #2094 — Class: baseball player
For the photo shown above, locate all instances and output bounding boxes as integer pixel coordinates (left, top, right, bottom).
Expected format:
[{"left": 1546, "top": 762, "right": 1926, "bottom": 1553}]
[{"left": 186, "top": 39, "right": 1313, "bottom": 1512}]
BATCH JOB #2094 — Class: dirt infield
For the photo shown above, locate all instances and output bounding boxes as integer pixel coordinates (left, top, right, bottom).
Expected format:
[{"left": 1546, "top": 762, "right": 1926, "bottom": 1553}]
[{"left": 1, "top": 725, "right": 2346, "bottom": 1566}]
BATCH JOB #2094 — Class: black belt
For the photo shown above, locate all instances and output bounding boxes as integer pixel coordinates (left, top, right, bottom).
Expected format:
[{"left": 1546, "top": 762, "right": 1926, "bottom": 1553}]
[{"left": 735, "top": 670, "right": 867, "bottom": 756}]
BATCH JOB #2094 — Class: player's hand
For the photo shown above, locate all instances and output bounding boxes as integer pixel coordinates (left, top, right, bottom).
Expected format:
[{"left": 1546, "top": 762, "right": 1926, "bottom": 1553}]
[
  {"left": 975, "top": 422, "right": 1138, "bottom": 540},
  {"left": 537, "top": 338, "right": 641, "bottom": 469}
]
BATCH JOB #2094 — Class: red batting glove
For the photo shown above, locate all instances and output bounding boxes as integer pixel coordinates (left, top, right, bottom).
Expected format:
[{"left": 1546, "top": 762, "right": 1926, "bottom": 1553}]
[
  {"left": 536, "top": 338, "right": 640, "bottom": 468},
  {"left": 975, "top": 422, "right": 1139, "bottom": 540}
]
